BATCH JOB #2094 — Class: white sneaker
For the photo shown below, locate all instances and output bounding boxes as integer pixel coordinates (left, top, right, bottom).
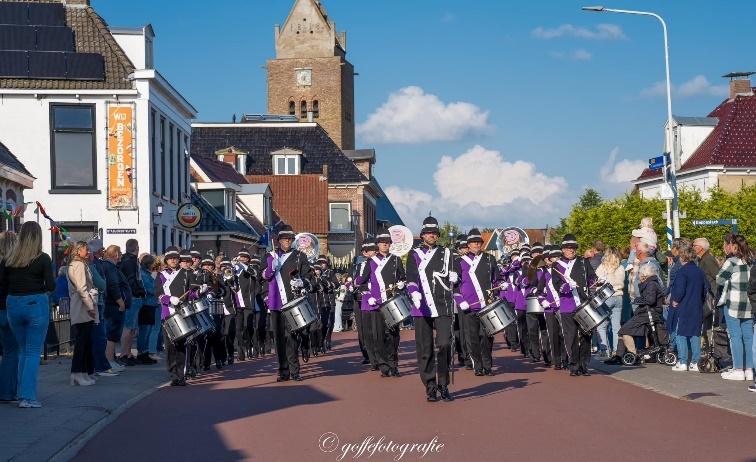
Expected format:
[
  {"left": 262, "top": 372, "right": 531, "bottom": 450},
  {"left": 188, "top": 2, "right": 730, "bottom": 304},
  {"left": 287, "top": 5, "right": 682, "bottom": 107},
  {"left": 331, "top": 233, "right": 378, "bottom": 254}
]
[
  {"left": 746, "top": 369, "right": 754, "bottom": 381},
  {"left": 688, "top": 363, "right": 699, "bottom": 372},
  {"left": 109, "top": 362, "right": 126, "bottom": 372},
  {"left": 18, "top": 400, "right": 42, "bottom": 408},
  {"left": 96, "top": 369, "right": 119, "bottom": 377},
  {"left": 721, "top": 369, "right": 746, "bottom": 380},
  {"left": 671, "top": 363, "right": 688, "bottom": 372}
]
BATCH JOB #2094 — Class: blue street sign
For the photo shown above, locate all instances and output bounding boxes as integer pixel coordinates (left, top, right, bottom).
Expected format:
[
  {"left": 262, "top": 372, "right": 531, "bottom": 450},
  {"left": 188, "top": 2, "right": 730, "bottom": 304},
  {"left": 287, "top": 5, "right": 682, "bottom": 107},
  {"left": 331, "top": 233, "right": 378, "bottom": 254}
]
[
  {"left": 691, "top": 218, "right": 738, "bottom": 233},
  {"left": 648, "top": 153, "right": 670, "bottom": 171}
]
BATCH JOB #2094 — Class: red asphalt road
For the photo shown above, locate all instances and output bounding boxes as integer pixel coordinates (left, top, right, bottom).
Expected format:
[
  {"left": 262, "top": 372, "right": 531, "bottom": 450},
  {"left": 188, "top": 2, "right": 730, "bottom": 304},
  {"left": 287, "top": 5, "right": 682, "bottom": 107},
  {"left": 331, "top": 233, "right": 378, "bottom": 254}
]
[{"left": 75, "top": 331, "right": 756, "bottom": 462}]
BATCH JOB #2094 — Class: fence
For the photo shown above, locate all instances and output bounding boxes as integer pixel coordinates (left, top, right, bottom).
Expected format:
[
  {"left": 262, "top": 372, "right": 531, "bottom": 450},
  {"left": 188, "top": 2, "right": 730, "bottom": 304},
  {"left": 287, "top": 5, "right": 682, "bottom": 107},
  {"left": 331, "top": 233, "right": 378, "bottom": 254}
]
[{"left": 44, "top": 297, "right": 71, "bottom": 359}]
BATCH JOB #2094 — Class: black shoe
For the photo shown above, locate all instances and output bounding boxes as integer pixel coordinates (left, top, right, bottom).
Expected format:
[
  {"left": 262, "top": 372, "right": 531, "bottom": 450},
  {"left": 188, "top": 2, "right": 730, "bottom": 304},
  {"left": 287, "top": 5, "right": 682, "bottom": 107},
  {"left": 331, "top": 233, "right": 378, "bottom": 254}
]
[
  {"left": 276, "top": 375, "right": 290, "bottom": 382},
  {"left": 371, "top": 365, "right": 379, "bottom": 371},
  {"left": 361, "top": 358, "right": 371, "bottom": 365},
  {"left": 484, "top": 368, "right": 494, "bottom": 376},
  {"left": 474, "top": 370, "right": 485, "bottom": 376},
  {"left": 312, "top": 349, "right": 319, "bottom": 357},
  {"left": 227, "top": 358, "right": 234, "bottom": 366},
  {"left": 118, "top": 355, "right": 136, "bottom": 367},
  {"left": 465, "top": 364, "right": 473, "bottom": 371},
  {"left": 325, "top": 340, "right": 331, "bottom": 351},
  {"left": 136, "top": 353, "right": 157, "bottom": 365},
  {"left": 390, "top": 368, "right": 401, "bottom": 378},
  {"left": 170, "top": 378, "right": 187, "bottom": 386},
  {"left": 426, "top": 385, "right": 438, "bottom": 402},
  {"left": 531, "top": 357, "right": 541, "bottom": 363},
  {"left": 291, "top": 374, "right": 303, "bottom": 381},
  {"left": 554, "top": 364, "right": 562, "bottom": 370},
  {"left": 439, "top": 386, "right": 454, "bottom": 402},
  {"left": 215, "top": 361, "right": 223, "bottom": 370},
  {"left": 302, "top": 350, "right": 310, "bottom": 363},
  {"left": 604, "top": 356, "right": 622, "bottom": 365},
  {"left": 544, "top": 361, "right": 552, "bottom": 367},
  {"left": 570, "top": 370, "right": 578, "bottom": 377},
  {"left": 202, "top": 365, "right": 211, "bottom": 372},
  {"left": 238, "top": 354, "right": 246, "bottom": 362},
  {"left": 580, "top": 369, "right": 591, "bottom": 377},
  {"left": 380, "top": 369, "right": 391, "bottom": 377}
]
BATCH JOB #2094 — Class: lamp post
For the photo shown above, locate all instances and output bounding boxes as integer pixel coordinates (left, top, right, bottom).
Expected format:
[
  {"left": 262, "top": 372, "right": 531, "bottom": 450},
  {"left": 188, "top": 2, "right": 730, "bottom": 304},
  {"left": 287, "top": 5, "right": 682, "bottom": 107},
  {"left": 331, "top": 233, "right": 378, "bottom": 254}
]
[{"left": 582, "top": 6, "right": 680, "bottom": 246}]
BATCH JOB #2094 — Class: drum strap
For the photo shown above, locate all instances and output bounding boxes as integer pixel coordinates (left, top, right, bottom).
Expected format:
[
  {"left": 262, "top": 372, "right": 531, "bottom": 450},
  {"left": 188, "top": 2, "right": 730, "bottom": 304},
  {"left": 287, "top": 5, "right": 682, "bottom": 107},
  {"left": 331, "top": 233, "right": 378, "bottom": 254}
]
[
  {"left": 462, "top": 254, "right": 485, "bottom": 307},
  {"left": 273, "top": 251, "right": 294, "bottom": 305},
  {"left": 161, "top": 269, "right": 179, "bottom": 297},
  {"left": 371, "top": 254, "right": 390, "bottom": 302},
  {"left": 557, "top": 259, "right": 581, "bottom": 306},
  {"left": 415, "top": 247, "right": 439, "bottom": 317}
]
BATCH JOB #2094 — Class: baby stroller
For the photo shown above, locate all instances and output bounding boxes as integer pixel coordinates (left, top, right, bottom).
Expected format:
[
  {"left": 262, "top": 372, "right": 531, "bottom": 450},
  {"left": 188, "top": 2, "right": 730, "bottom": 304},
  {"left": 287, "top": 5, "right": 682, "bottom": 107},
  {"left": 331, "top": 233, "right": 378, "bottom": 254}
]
[{"left": 621, "top": 308, "right": 678, "bottom": 366}]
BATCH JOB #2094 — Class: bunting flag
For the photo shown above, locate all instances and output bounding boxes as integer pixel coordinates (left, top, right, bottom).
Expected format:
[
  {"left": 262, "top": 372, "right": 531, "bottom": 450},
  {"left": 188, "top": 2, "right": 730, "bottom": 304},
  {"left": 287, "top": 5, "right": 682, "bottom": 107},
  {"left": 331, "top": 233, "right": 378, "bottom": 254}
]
[{"left": 35, "top": 201, "right": 72, "bottom": 243}]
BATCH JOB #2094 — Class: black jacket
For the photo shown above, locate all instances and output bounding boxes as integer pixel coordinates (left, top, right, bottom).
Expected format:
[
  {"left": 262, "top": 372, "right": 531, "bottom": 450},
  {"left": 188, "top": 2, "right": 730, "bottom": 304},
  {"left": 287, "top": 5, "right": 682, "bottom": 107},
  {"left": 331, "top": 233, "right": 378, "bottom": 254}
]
[{"left": 118, "top": 252, "right": 145, "bottom": 298}]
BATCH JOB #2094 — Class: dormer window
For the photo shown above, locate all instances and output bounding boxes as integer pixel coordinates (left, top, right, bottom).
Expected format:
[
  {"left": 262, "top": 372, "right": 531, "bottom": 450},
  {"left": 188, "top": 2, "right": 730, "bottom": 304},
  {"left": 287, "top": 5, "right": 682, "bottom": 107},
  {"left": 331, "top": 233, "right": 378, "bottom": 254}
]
[{"left": 271, "top": 147, "right": 303, "bottom": 175}]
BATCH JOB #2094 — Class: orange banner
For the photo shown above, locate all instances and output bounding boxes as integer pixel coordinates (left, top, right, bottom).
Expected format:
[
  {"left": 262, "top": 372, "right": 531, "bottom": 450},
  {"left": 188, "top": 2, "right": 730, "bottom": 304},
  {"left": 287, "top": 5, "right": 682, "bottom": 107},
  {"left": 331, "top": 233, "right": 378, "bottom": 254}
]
[{"left": 107, "top": 105, "right": 135, "bottom": 209}]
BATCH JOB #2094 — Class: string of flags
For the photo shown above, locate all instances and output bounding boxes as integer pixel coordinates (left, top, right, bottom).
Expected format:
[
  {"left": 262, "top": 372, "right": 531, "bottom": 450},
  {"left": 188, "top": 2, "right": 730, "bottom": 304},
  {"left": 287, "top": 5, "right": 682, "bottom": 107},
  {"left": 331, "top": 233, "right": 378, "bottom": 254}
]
[{"left": 34, "top": 201, "right": 74, "bottom": 251}]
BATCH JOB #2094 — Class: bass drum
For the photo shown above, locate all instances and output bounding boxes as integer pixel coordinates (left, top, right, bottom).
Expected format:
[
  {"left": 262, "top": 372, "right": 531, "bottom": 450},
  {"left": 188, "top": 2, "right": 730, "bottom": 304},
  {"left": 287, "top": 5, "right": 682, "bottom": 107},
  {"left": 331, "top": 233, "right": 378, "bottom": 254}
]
[
  {"left": 281, "top": 296, "right": 318, "bottom": 333},
  {"left": 379, "top": 293, "right": 412, "bottom": 328},
  {"left": 477, "top": 299, "right": 517, "bottom": 336}
]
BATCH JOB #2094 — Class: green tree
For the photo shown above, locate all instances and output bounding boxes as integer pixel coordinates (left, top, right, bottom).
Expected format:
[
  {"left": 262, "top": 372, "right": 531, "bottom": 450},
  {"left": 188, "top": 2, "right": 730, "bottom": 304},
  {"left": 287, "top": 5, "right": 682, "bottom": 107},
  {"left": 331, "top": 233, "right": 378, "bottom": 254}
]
[
  {"left": 579, "top": 188, "right": 603, "bottom": 209},
  {"left": 437, "top": 221, "right": 462, "bottom": 248}
]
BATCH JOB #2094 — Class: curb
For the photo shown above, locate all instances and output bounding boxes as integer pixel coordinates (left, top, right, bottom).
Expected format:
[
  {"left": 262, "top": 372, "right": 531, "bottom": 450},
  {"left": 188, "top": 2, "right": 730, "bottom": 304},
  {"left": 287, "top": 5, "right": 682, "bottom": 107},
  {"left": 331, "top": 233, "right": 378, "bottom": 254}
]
[{"left": 48, "top": 380, "right": 170, "bottom": 462}]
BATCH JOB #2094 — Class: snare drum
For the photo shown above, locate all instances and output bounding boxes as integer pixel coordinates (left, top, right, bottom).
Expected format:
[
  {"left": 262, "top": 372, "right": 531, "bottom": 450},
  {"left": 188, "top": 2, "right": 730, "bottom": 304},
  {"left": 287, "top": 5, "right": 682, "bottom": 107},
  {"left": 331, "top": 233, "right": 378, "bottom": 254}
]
[
  {"left": 477, "top": 299, "right": 517, "bottom": 336},
  {"left": 588, "top": 282, "right": 616, "bottom": 309},
  {"left": 192, "top": 298, "right": 211, "bottom": 313},
  {"left": 526, "top": 296, "right": 544, "bottom": 314},
  {"left": 281, "top": 296, "right": 318, "bottom": 332},
  {"left": 379, "top": 293, "right": 413, "bottom": 328},
  {"left": 163, "top": 313, "right": 198, "bottom": 343},
  {"left": 574, "top": 300, "right": 610, "bottom": 332}
]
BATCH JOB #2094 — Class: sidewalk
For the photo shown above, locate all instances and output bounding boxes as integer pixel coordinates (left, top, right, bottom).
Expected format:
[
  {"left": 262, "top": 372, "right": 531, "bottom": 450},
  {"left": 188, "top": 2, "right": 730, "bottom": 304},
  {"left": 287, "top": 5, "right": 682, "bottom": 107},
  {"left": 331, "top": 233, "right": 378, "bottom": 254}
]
[
  {"left": 591, "top": 357, "right": 756, "bottom": 418},
  {"left": 0, "top": 356, "right": 167, "bottom": 462}
]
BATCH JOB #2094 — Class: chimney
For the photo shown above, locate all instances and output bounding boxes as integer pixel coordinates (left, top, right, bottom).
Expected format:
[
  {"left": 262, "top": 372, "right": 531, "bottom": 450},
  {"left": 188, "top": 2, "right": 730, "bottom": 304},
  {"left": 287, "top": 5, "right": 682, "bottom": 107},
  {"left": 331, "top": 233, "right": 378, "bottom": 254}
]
[
  {"left": 724, "top": 72, "right": 755, "bottom": 100},
  {"left": 307, "top": 111, "right": 314, "bottom": 123},
  {"left": 65, "top": 0, "right": 91, "bottom": 6}
]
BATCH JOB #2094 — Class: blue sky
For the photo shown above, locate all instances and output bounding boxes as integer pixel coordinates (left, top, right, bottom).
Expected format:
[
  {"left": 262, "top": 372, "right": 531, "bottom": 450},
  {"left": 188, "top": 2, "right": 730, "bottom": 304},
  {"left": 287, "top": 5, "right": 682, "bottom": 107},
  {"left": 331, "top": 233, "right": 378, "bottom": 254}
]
[{"left": 93, "top": 0, "right": 754, "bottom": 231}]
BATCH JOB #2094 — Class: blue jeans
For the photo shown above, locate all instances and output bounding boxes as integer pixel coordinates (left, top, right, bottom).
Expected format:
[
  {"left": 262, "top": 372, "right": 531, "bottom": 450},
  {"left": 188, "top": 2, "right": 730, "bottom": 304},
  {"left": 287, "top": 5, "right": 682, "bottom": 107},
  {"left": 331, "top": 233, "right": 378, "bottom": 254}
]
[
  {"left": 596, "top": 296, "right": 622, "bottom": 352},
  {"left": 136, "top": 306, "right": 160, "bottom": 354},
  {"left": 91, "top": 303, "right": 110, "bottom": 372},
  {"left": 664, "top": 306, "right": 678, "bottom": 350},
  {"left": 676, "top": 335, "right": 701, "bottom": 365},
  {"left": 6, "top": 294, "right": 49, "bottom": 402},
  {"left": 0, "top": 309, "right": 19, "bottom": 400},
  {"left": 724, "top": 308, "right": 753, "bottom": 370},
  {"left": 149, "top": 307, "right": 162, "bottom": 354}
]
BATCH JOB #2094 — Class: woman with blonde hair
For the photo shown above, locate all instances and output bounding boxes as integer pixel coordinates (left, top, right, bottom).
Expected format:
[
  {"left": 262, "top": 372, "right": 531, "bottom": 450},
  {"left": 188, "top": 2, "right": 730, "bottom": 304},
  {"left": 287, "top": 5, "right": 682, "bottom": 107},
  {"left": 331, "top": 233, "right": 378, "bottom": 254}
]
[
  {"left": 0, "top": 232, "right": 18, "bottom": 402},
  {"left": 595, "top": 247, "right": 625, "bottom": 357},
  {"left": 0, "top": 222, "right": 55, "bottom": 408},
  {"left": 68, "top": 241, "right": 98, "bottom": 386}
]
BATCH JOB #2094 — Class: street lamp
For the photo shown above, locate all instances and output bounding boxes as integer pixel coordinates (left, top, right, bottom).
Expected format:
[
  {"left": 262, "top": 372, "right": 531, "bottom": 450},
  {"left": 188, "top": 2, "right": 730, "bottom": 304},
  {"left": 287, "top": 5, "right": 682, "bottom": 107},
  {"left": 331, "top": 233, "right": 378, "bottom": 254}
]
[{"left": 582, "top": 6, "right": 680, "bottom": 246}]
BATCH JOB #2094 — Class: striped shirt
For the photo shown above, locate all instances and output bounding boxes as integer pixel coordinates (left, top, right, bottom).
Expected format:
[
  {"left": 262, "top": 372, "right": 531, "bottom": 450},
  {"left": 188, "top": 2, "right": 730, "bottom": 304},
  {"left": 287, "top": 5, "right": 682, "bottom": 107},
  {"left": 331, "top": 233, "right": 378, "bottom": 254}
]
[{"left": 717, "top": 256, "right": 752, "bottom": 319}]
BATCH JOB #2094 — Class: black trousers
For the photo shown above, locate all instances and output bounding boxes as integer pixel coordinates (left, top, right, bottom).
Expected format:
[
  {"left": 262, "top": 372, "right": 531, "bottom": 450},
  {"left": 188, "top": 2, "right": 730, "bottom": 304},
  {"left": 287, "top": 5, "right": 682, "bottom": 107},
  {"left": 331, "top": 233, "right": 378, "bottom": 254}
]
[
  {"left": 362, "top": 310, "right": 382, "bottom": 369},
  {"left": 71, "top": 321, "right": 94, "bottom": 375},
  {"left": 463, "top": 311, "right": 492, "bottom": 372},
  {"left": 163, "top": 331, "right": 186, "bottom": 380},
  {"left": 320, "top": 305, "right": 332, "bottom": 347},
  {"left": 234, "top": 308, "right": 253, "bottom": 359},
  {"left": 255, "top": 307, "right": 268, "bottom": 352},
  {"left": 505, "top": 322, "right": 519, "bottom": 349},
  {"left": 545, "top": 312, "right": 565, "bottom": 366},
  {"left": 353, "top": 306, "right": 370, "bottom": 361},
  {"left": 454, "top": 312, "right": 470, "bottom": 365},
  {"left": 271, "top": 310, "right": 300, "bottom": 377},
  {"left": 516, "top": 310, "right": 529, "bottom": 356},
  {"left": 561, "top": 312, "right": 592, "bottom": 372},
  {"left": 414, "top": 315, "right": 452, "bottom": 388},
  {"left": 526, "top": 313, "right": 551, "bottom": 363},
  {"left": 203, "top": 314, "right": 229, "bottom": 367}
]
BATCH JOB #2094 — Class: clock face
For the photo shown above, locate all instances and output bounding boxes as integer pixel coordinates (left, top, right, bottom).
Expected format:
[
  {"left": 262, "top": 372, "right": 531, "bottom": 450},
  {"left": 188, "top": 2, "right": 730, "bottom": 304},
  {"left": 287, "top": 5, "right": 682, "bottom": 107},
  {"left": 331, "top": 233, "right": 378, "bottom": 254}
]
[{"left": 296, "top": 69, "right": 312, "bottom": 86}]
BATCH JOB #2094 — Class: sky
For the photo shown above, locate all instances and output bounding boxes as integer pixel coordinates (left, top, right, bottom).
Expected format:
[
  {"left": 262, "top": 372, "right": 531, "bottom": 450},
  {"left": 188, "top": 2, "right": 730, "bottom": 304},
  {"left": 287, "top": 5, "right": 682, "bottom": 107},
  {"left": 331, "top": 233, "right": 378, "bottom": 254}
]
[{"left": 92, "top": 0, "right": 755, "bottom": 231}]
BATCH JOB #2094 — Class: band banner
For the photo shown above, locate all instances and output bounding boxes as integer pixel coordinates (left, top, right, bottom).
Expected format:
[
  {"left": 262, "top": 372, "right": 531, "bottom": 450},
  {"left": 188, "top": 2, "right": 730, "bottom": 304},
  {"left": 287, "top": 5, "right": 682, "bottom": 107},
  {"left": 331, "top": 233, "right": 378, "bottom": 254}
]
[{"left": 107, "top": 104, "right": 136, "bottom": 210}]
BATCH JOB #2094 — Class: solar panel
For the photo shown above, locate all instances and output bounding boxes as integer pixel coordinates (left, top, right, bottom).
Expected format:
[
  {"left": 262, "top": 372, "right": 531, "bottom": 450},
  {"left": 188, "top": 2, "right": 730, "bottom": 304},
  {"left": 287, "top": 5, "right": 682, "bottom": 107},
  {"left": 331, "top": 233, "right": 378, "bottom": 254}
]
[
  {"left": 0, "top": 3, "right": 28, "bottom": 25},
  {"left": 0, "top": 25, "right": 36, "bottom": 51},
  {"left": 27, "top": 3, "right": 66, "bottom": 26},
  {"left": 36, "top": 26, "right": 75, "bottom": 52},
  {"left": 0, "top": 50, "right": 29, "bottom": 78},
  {"left": 65, "top": 52, "right": 105, "bottom": 80},
  {"left": 29, "top": 51, "right": 66, "bottom": 78}
]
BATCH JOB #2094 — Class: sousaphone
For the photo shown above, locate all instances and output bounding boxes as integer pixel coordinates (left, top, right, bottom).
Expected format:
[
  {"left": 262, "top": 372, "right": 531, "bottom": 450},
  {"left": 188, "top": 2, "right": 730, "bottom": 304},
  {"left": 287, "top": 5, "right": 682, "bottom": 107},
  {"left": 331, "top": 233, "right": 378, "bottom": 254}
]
[{"left": 293, "top": 232, "right": 320, "bottom": 264}]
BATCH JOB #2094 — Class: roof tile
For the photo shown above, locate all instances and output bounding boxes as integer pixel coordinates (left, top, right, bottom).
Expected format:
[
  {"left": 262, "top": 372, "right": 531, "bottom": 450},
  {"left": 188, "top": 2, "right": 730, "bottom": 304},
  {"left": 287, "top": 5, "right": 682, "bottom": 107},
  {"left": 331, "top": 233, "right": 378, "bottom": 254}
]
[{"left": 246, "top": 174, "right": 328, "bottom": 235}]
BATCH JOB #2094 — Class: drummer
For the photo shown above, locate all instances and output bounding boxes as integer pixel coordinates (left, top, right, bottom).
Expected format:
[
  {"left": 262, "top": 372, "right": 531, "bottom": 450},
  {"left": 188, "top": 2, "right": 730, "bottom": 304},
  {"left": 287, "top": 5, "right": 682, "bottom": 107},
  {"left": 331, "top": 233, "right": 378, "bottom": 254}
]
[
  {"left": 513, "top": 250, "right": 532, "bottom": 359},
  {"left": 524, "top": 252, "right": 551, "bottom": 366},
  {"left": 197, "top": 254, "right": 229, "bottom": 370},
  {"left": 234, "top": 248, "right": 257, "bottom": 362},
  {"left": 157, "top": 246, "right": 193, "bottom": 386},
  {"left": 453, "top": 228, "right": 499, "bottom": 376},
  {"left": 453, "top": 235, "right": 472, "bottom": 370},
  {"left": 262, "top": 224, "right": 313, "bottom": 382},
  {"left": 551, "top": 234, "right": 598, "bottom": 376},
  {"left": 501, "top": 250, "right": 520, "bottom": 351},
  {"left": 542, "top": 245, "right": 567, "bottom": 370},
  {"left": 358, "top": 227, "right": 407, "bottom": 378},
  {"left": 353, "top": 239, "right": 378, "bottom": 368},
  {"left": 406, "top": 216, "right": 458, "bottom": 402}
]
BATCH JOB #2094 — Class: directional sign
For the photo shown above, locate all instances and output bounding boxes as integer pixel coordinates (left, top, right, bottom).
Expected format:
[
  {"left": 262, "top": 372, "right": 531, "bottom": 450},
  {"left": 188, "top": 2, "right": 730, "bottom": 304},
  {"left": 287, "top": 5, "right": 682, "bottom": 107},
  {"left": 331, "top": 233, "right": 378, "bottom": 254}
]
[
  {"left": 648, "top": 153, "right": 670, "bottom": 171},
  {"left": 691, "top": 218, "right": 738, "bottom": 233}
]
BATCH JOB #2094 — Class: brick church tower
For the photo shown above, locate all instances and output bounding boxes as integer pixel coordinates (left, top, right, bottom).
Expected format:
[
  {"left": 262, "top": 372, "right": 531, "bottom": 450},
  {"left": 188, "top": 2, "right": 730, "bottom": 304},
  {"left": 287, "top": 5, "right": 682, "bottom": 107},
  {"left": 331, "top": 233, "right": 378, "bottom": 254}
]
[{"left": 267, "top": 0, "right": 355, "bottom": 150}]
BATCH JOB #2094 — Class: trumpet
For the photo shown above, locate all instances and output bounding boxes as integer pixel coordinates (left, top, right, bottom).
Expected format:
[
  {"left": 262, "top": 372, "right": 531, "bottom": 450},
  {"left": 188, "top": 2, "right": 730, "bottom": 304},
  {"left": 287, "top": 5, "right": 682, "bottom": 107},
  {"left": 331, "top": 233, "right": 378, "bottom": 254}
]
[{"left": 223, "top": 268, "right": 234, "bottom": 280}]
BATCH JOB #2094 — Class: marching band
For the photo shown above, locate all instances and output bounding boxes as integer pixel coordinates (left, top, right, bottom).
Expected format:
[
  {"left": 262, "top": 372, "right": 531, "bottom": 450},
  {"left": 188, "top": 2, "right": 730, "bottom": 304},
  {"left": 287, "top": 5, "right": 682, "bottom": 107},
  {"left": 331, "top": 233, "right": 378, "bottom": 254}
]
[{"left": 157, "top": 220, "right": 616, "bottom": 400}]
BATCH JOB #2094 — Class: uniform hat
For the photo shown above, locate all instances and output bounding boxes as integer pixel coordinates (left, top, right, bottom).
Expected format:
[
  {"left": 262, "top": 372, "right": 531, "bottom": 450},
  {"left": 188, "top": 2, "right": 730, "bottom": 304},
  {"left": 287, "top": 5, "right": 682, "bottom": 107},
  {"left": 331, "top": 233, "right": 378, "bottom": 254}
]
[
  {"left": 190, "top": 249, "right": 201, "bottom": 259},
  {"left": 316, "top": 255, "right": 329, "bottom": 265},
  {"left": 376, "top": 227, "right": 391, "bottom": 244},
  {"left": 238, "top": 248, "right": 251, "bottom": 258},
  {"left": 510, "top": 249, "right": 521, "bottom": 257},
  {"left": 250, "top": 255, "right": 262, "bottom": 265},
  {"left": 361, "top": 238, "right": 377, "bottom": 252},
  {"left": 530, "top": 242, "right": 544, "bottom": 254},
  {"left": 420, "top": 216, "right": 440, "bottom": 235},
  {"left": 179, "top": 250, "right": 193, "bottom": 262},
  {"left": 455, "top": 234, "right": 468, "bottom": 249},
  {"left": 277, "top": 224, "right": 295, "bottom": 240},
  {"left": 164, "top": 246, "right": 180, "bottom": 259},
  {"left": 466, "top": 228, "right": 483, "bottom": 244},
  {"left": 520, "top": 243, "right": 531, "bottom": 251},
  {"left": 550, "top": 246, "right": 563, "bottom": 258},
  {"left": 220, "top": 259, "right": 232, "bottom": 268},
  {"left": 200, "top": 252, "right": 215, "bottom": 266},
  {"left": 561, "top": 234, "right": 579, "bottom": 249}
]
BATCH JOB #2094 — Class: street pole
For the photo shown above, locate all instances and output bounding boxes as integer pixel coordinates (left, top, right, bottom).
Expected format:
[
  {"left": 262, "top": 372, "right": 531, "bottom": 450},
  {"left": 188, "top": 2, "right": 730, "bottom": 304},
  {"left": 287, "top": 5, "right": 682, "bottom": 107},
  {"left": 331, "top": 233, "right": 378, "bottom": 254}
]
[{"left": 582, "top": 6, "right": 680, "bottom": 246}]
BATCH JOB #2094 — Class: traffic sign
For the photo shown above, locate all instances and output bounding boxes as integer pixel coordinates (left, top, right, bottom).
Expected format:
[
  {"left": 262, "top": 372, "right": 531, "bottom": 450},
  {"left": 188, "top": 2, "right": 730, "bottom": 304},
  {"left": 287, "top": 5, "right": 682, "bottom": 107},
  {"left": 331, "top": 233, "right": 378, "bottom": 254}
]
[
  {"left": 648, "top": 153, "right": 670, "bottom": 171},
  {"left": 691, "top": 218, "right": 738, "bottom": 233}
]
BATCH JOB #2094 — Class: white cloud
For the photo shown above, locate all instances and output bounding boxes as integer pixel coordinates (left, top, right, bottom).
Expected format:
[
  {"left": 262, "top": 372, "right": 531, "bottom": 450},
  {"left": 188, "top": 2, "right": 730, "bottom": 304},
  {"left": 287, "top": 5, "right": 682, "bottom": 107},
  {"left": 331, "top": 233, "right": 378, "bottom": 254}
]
[
  {"left": 532, "top": 23, "right": 626, "bottom": 40},
  {"left": 640, "top": 75, "right": 728, "bottom": 98},
  {"left": 385, "top": 145, "right": 569, "bottom": 230},
  {"left": 356, "top": 86, "right": 490, "bottom": 144},
  {"left": 600, "top": 146, "right": 646, "bottom": 183},
  {"left": 550, "top": 48, "right": 592, "bottom": 61}
]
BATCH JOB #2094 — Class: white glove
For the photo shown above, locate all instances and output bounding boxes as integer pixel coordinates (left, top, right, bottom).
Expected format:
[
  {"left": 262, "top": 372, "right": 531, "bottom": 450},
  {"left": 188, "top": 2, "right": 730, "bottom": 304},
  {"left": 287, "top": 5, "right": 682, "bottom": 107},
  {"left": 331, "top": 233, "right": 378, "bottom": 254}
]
[
  {"left": 368, "top": 297, "right": 377, "bottom": 306},
  {"left": 395, "top": 281, "right": 406, "bottom": 290},
  {"left": 500, "top": 282, "right": 510, "bottom": 291},
  {"left": 567, "top": 279, "right": 578, "bottom": 290},
  {"left": 168, "top": 306, "right": 176, "bottom": 316},
  {"left": 541, "top": 300, "right": 550, "bottom": 308},
  {"left": 459, "top": 301, "right": 470, "bottom": 311},
  {"left": 200, "top": 284, "right": 209, "bottom": 293},
  {"left": 449, "top": 272, "right": 459, "bottom": 284},
  {"left": 169, "top": 296, "right": 181, "bottom": 306},
  {"left": 290, "top": 278, "right": 304, "bottom": 289},
  {"left": 411, "top": 292, "right": 422, "bottom": 309}
]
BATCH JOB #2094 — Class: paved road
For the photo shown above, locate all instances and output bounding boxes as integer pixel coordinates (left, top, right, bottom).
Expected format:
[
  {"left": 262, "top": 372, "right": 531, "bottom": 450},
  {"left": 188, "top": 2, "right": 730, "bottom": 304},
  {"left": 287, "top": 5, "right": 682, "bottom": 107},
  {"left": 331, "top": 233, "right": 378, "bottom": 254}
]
[{"left": 74, "top": 331, "right": 756, "bottom": 462}]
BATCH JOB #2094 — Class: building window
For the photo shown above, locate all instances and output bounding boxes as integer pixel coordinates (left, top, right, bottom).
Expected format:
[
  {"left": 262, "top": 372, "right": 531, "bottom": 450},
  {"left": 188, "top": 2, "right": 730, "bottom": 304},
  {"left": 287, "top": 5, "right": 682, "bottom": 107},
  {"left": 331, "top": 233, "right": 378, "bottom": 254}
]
[
  {"left": 176, "top": 131, "right": 182, "bottom": 201},
  {"left": 152, "top": 225, "right": 158, "bottom": 254},
  {"left": 150, "top": 109, "right": 156, "bottom": 193},
  {"left": 169, "top": 123, "right": 175, "bottom": 200},
  {"left": 300, "top": 100, "right": 307, "bottom": 119},
  {"left": 160, "top": 117, "right": 166, "bottom": 196},
  {"left": 289, "top": 101, "right": 296, "bottom": 116},
  {"left": 184, "top": 134, "right": 190, "bottom": 197},
  {"left": 273, "top": 155, "right": 300, "bottom": 175},
  {"left": 312, "top": 100, "right": 319, "bottom": 118},
  {"left": 178, "top": 231, "right": 184, "bottom": 248},
  {"left": 50, "top": 104, "right": 96, "bottom": 190},
  {"left": 161, "top": 226, "right": 166, "bottom": 253},
  {"left": 329, "top": 202, "right": 351, "bottom": 232}
]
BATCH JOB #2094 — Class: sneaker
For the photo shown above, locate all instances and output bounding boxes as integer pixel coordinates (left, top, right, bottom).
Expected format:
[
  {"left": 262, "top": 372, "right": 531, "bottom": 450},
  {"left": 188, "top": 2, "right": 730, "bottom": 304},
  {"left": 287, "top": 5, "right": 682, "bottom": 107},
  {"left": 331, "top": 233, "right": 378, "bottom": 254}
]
[
  {"left": 109, "top": 362, "right": 126, "bottom": 372},
  {"left": 671, "top": 363, "right": 688, "bottom": 372},
  {"left": 688, "top": 363, "right": 699, "bottom": 372},
  {"left": 746, "top": 369, "right": 754, "bottom": 381},
  {"left": 18, "top": 400, "right": 42, "bottom": 408},
  {"left": 748, "top": 384, "right": 756, "bottom": 393},
  {"left": 95, "top": 369, "right": 119, "bottom": 377},
  {"left": 721, "top": 369, "right": 746, "bottom": 381}
]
